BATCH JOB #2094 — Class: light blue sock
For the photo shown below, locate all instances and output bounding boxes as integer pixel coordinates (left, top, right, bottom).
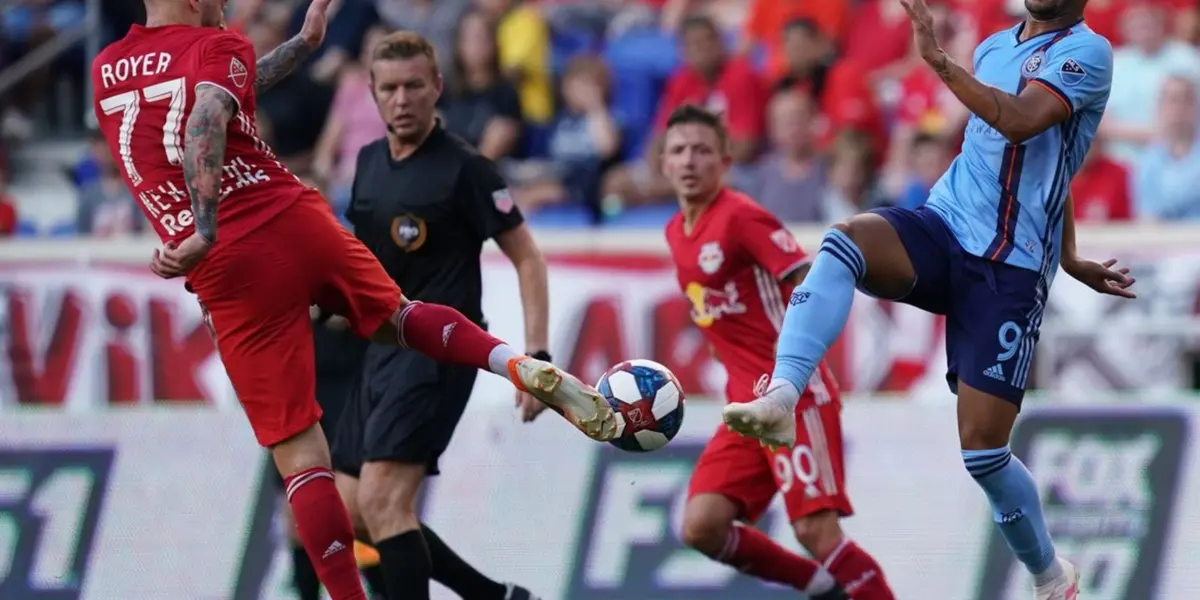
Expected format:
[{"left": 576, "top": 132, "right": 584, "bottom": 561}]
[
  {"left": 771, "top": 229, "right": 864, "bottom": 392},
  {"left": 963, "top": 447, "right": 1060, "bottom": 582}
]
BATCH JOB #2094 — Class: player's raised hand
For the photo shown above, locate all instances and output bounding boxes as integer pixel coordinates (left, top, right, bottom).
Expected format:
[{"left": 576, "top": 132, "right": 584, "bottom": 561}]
[
  {"left": 899, "top": 0, "right": 943, "bottom": 64},
  {"left": 299, "top": 0, "right": 332, "bottom": 49},
  {"left": 516, "top": 390, "right": 549, "bottom": 422},
  {"left": 151, "top": 234, "right": 212, "bottom": 279},
  {"left": 1063, "top": 257, "right": 1137, "bottom": 299}
]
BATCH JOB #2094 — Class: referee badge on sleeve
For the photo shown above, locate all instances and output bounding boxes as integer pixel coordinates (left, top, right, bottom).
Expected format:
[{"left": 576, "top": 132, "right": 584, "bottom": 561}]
[{"left": 492, "top": 188, "right": 514, "bottom": 213}]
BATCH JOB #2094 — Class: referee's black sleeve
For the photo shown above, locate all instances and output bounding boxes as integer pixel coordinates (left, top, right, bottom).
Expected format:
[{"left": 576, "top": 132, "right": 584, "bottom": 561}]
[{"left": 458, "top": 153, "right": 524, "bottom": 240}]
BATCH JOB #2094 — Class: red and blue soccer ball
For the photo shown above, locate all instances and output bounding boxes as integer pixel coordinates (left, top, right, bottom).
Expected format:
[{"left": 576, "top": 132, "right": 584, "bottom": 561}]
[{"left": 597, "top": 359, "right": 686, "bottom": 452}]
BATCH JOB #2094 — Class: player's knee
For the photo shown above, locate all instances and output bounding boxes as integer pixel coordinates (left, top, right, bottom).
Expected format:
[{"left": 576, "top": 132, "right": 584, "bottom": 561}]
[
  {"left": 791, "top": 510, "right": 843, "bottom": 562},
  {"left": 357, "top": 461, "right": 422, "bottom": 520},
  {"left": 680, "top": 510, "right": 732, "bottom": 557}
]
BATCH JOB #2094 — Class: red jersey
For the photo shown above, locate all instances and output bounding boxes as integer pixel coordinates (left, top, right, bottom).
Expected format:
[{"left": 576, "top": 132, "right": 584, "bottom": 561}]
[
  {"left": 91, "top": 25, "right": 305, "bottom": 247},
  {"left": 665, "top": 189, "right": 836, "bottom": 404}
]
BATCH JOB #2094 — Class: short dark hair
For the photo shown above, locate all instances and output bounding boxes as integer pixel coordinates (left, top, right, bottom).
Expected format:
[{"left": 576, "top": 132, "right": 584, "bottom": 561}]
[
  {"left": 679, "top": 14, "right": 719, "bottom": 37},
  {"left": 373, "top": 31, "right": 441, "bottom": 78},
  {"left": 783, "top": 18, "right": 822, "bottom": 37},
  {"left": 664, "top": 104, "right": 728, "bottom": 150}
]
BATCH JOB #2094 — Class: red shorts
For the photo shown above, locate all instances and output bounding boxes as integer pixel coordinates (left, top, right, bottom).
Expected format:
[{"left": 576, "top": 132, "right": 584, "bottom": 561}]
[
  {"left": 188, "top": 191, "right": 401, "bottom": 447},
  {"left": 688, "top": 390, "right": 852, "bottom": 522}
]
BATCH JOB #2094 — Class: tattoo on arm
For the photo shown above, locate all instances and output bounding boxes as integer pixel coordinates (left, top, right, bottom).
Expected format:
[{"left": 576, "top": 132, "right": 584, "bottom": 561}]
[
  {"left": 183, "top": 85, "right": 238, "bottom": 243},
  {"left": 255, "top": 35, "right": 313, "bottom": 94}
]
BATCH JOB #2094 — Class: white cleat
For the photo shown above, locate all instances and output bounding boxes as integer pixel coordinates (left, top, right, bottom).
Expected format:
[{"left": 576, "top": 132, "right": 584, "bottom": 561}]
[
  {"left": 722, "top": 398, "right": 796, "bottom": 448},
  {"left": 508, "top": 357, "right": 619, "bottom": 441},
  {"left": 1035, "top": 558, "right": 1080, "bottom": 600}
]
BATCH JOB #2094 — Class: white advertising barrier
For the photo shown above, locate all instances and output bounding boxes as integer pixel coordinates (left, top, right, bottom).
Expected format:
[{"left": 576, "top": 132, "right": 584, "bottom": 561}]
[
  {"left": 0, "top": 397, "right": 1197, "bottom": 600},
  {"left": 2, "top": 225, "right": 1200, "bottom": 407}
]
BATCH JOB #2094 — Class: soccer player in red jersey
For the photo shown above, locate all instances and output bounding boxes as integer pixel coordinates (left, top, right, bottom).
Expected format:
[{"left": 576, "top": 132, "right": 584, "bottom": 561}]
[
  {"left": 661, "top": 105, "right": 897, "bottom": 600},
  {"left": 90, "top": 2, "right": 617, "bottom": 598}
]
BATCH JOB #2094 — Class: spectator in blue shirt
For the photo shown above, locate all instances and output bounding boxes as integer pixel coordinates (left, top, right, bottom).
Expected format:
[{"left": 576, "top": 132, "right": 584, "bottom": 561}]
[
  {"left": 1133, "top": 75, "right": 1200, "bottom": 221},
  {"left": 897, "top": 132, "right": 952, "bottom": 210}
]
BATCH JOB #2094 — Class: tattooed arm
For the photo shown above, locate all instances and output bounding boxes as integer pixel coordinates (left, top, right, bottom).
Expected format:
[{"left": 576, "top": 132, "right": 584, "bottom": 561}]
[
  {"left": 254, "top": 35, "right": 315, "bottom": 94},
  {"left": 921, "top": 50, "right": 1070, "bottom": 145},
  {"left": 183, "top": 84, "right": 239, "bottom": 244}
]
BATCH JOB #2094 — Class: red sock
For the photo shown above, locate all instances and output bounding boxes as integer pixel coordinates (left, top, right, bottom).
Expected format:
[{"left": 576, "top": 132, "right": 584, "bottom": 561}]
[
  {"left": 395, "top": 302, "right": 503, "bottom": 370},
  {"left": 284, "top": 467, "right": 367, "bottom": 600},
  {"left": 719, "top": 523, "right": 833, "bottom": 593},
  {"left": 824, "top": 539, "right": 896, "bottom": 600}
]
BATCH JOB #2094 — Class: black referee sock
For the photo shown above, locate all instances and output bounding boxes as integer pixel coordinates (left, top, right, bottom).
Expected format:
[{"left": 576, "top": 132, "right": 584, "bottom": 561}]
[
  {"left": 376, "top": 529, "right": 432, "bottom": 600},
  {"left": 362, "top": 564, "right": 387, "bottom": 598},
  {"left": 290, "top": 543, "right": 321, "bottom": 600},
  {"left": 422, "top": 524, "right": 508, "bottom": 599}
]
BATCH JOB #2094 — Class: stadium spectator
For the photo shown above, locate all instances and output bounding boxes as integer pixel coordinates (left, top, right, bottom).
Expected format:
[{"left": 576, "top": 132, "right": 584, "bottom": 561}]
[
  {"left": 601, "top": 15, "right": 765, "bottom": 208},
  {"left": 1070, "top": 141, "right": 1133, "bottom": 223},
  {"left": 476, "top": 0, "right": 555, "bottom": 124},
  {"left": 439, "top": 9, "right": 524, "bottom": 160},
  {"left": 75, "top": 132, "right": 142, "bottom": 237},
  {"left": 510, "top": 55, "right": 622, "bottom": 217},
  {"left": 0, "top": 186, "right": 13, "bottom": 237},
  {"left": 72, "top": 129, "right": 108, "bottom": 189},
  {"left": 733, "top": 90, "right": 826, "bottom": 223},
  {"left": 1082, "top": 0, "right": 1131, "bottom": 45},
  {"left": 1103, "top": 0, "right": 1200, "bottom": 165},
  {"left": 289, "top": 0, "right": 379, "bottom": 84},
  {"left": 950, "top": 0, "right": 1018, "bottom": 45},
  {"left": 840, "top": 0, "right": 913, "bottom": 81},
  {"left": 775, "top": 19, "right": 885, "bottom": 158},
  {"left": 655, "top": 15, "right": 766, "bottom": 163},
  {"left": 660, "top": 0, "right": 747, "bottom": 34},
  {"left": 883, "top": 0, "right": 970, "bottom": 193},
  {"left": 1133, "top": 75, "right": 1200, "bottom": 221},
  {"left": 312, "top": 26, "right": 390, "bottom": 203},
  {"left": 741, "top": 0, "right": 849, "bottom": 79},
  {"left": 823, "top": 129, "right": 889, "bottom": 224},
  {"left": 895, "top": 132, "right": 952, "bottom": 210},
  {"left": 374, "top": 0, "right": 472, "bottom": 82},
  {"left": 250, "top": 13, "right": 335, "bottom": 173}
]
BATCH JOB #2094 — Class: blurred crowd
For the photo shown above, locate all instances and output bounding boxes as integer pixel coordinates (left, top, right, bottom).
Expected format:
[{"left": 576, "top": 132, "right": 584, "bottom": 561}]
[{"left": 3, "top": 0, "right": 1200, "bottom": 236}]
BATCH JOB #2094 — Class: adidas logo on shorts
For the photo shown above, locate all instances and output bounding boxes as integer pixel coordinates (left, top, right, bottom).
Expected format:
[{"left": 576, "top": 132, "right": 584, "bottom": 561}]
[{"left": 982, "top": 364, "right": 1006, "bottom": 382}]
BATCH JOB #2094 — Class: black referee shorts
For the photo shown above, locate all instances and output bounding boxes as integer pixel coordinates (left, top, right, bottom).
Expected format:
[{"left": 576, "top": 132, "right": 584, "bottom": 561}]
[{"left": 331, "top": 345, "right": 478, "bottom": 478}]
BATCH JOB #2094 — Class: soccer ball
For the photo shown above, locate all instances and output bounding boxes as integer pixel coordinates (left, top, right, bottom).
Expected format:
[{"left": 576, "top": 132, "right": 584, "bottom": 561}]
[{"left": 596, "top": 359, "right": 685, "bottom": 452}]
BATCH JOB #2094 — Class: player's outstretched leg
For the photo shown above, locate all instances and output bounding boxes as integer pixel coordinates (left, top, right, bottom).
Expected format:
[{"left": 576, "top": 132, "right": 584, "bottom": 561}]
[
  {"left": 373, "top": 300, "right": 618, "bottom": 441},
  {"left": 959, "top": 384, "right": 1078, "bottom": 600},
  {"left": 792, "top": 511, "right": 896, "bottom": 600},
  {"left": 724, "top": 216, "right": 916, "bottom": 446},
  {"left": 682, "top": 495, "right": 849, "bottom": 600}
]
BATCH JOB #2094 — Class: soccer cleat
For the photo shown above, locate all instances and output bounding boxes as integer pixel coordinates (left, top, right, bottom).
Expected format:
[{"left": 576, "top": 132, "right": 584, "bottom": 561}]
[
  {"left": 810, "top": 587, "right": 852, "bottom": 600},
  {"left": 1035, "top": 558, "right": 1080, "bottom": 600},
  {"left": 722, "top": 395, "right": 797, "bottom": 448},
  {"left": 508, "top": 357, "right": 619, "bottom": 441},
  {"left": 353, "top": 541, "right": 380, "bottom": 568},
  {"left": 503, "top": 583, "right": 542, "bottom": 600}
]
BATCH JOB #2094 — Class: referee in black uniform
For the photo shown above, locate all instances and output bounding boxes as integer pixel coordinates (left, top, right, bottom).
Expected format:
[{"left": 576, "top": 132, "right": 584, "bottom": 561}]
[{"left": 329, "top": 31, "right": 548, "bottom": 600}]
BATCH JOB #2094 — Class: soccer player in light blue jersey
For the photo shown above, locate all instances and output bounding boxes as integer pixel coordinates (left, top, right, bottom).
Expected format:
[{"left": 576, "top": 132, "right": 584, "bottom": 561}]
[{"left": 723, "top": 1, "right": 1138, "bottom": 598}]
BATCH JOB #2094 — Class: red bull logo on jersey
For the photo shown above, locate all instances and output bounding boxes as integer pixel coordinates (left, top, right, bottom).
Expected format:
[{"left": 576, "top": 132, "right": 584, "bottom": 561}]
[{"left": 685, "top": 281, "right": 746, "bottom": 328}]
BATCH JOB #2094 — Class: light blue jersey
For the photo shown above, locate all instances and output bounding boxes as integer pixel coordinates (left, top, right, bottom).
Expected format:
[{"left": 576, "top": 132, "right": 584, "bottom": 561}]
[{"left": 926, "top": 21, "right": 1113, "bottom": 277}]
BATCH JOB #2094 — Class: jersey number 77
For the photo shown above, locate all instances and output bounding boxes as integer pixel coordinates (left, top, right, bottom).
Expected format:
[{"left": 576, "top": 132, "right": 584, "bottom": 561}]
[{"left": 97, "top": 76, "right": 188, "bottom": 187}]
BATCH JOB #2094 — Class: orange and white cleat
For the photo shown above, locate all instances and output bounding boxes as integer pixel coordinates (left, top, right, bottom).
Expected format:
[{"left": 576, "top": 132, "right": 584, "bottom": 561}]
[{"left": 508, "top": 357, "right": 619, "bottom": 441}]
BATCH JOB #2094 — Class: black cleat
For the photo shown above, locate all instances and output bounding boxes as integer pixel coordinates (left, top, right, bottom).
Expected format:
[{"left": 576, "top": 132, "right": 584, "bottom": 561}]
[{"left": 504, "top": 583, "right": 542, "bottom": 600}]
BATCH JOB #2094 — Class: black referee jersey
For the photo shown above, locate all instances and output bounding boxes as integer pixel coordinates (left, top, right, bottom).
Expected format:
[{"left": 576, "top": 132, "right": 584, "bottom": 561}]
[{"left": 344, "top": 123, "right": 524, "bottom": 324}]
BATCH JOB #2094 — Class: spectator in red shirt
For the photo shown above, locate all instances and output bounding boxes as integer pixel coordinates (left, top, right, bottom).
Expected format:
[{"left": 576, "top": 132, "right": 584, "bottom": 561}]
[
  {"left": 774, "top": 19, "right": 885, "bottom": 157},
  {"left": 0, "top": 195, "right": 15, "bottom": 237},
  {"left": 841, "top": 0, "right": 914, "bottom": 82},
  {"left": 602, "top": 15, "right": 766, "bottom": 207},
  {"left": 1071, "top": 143, "right": 1132, "bottom": 223}
]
